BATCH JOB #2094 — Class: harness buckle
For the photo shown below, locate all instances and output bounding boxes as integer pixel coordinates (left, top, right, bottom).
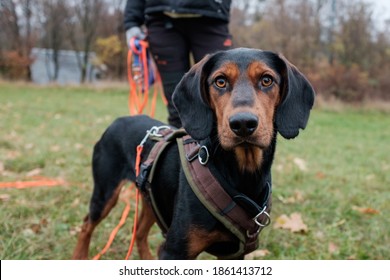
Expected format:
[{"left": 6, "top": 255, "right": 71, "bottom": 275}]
[{"left": 135, "top": 162, "right": 152, "bottom": 192}]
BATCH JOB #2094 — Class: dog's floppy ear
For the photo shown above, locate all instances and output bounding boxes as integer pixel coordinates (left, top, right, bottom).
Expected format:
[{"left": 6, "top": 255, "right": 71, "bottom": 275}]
[
  {"left": 172, "top": 55, "right": 214, "bottom": 140},
  {"left": 275, "top": 55, "right": 315, "bottom": 139}
]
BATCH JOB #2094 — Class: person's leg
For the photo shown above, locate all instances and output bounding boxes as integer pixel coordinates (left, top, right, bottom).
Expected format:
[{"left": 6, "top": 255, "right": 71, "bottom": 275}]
[
  {"left": 146, "top": 15, "right": 190, "bottom": 128},
  {"left": 183, "top": 17, "right": 232, "bottom": 63}
]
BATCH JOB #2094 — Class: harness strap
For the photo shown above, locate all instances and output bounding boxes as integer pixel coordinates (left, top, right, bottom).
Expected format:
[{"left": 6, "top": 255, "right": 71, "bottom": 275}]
[
  {"left": 178, "top": 135, "right": 270, "bottom": 258},
  {"left": 136, "top": 128, "right": 271, "bottom": 258},
  {"left": 135, "top": 128, "right": 187, "bottom": 233}
]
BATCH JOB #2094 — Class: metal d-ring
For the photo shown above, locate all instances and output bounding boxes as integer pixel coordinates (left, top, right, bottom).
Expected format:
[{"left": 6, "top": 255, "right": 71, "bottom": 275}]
[
  {"left": 246, "top": 206, "right": 271, "bottom": 239},
  {"left": 254, "top": 206, "right": 271, "bottom": 227},
  {"left": 198, "top": 145, "right": 209, "bottom": 165}
]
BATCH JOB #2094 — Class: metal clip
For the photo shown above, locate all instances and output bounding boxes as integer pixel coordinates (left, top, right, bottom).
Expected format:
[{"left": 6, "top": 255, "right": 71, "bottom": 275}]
[{"left": 139, "top": 125, "right": 171, "bottom": 147}]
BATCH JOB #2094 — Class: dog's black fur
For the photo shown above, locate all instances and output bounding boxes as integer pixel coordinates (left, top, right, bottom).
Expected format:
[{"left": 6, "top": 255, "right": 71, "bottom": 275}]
[{"left": 73, "top": 48, "right": 315, "bottom": 260}]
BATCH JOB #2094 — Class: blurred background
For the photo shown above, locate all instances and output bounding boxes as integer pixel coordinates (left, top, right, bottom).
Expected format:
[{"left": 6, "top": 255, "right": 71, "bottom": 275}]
[
  {"left": 1, "top": 0, "right": 389, "bottom": 260},
  {"left": 1, "top": 0, "right": 389, "bottom": 102}
]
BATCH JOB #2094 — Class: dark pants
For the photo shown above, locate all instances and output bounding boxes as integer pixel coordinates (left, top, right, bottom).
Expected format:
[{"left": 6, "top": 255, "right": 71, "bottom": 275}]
[{"left": 146, "top": 14, "right": 232, "bottom": 127}]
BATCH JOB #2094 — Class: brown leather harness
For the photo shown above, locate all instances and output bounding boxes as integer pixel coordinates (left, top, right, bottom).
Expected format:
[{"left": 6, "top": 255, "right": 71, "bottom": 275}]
[{"left": 135, "top": 126, "right": 271, "bottom": 258}]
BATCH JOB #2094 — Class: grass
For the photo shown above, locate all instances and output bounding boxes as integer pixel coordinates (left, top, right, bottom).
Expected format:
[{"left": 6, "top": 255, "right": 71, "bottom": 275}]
[{"left": 0, "top": 82, "right": 389, "bottom": 260}]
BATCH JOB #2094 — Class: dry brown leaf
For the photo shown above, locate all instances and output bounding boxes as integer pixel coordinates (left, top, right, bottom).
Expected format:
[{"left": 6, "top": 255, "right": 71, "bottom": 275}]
[
  {"left": 274, "top": 212, "right": 308, "bottom": 234},
  {"left": 30, "top": 224, "right": 42, "bottom": 234},
  {"left": 352, "top": 206, "right": 380, "bottom": 215},
  {"left": 29, "top": 218, "right": 49, "bottom": 234},
  {"left": 315, "top": 172, "right": 326, "bottom": 179},
  {"left": 245, "top": 249, "right": 271, "bottom": 260}
]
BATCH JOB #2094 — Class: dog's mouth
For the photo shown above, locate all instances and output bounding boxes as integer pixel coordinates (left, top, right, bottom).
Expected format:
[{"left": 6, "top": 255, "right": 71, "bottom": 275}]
[{"left": 226, "top": 136, "right": 268, "bottom": 150}]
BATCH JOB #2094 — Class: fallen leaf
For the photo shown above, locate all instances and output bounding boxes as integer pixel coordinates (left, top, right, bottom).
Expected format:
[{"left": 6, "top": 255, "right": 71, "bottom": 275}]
[
  {"left": 328, "top": 242, "right": 339, "bottom": 254},
  {"left": 274, "top": 213, "right": 308, "bottom": 234},
  {"left": 74, "top": 143, "right": 84, "bottom": 150},
  {"left": 0, "top": 194, "right": 11, "bottom": 202},
  {"left": 352, "top": 206, "right": 380, "bottom": 215},
  {"left": 71, "top": 198, "right": 81, "bottom": 207},
  {"left": 293, "top": 157, "right": 307, "bottom": 171},
  {"left": 50, "top": 145, "right": 61, "bottom": 152},
  {"left": 315, "top": 172, "right": 326, "bottom": 179},
  {"left": 30, "top": 224, "right": 42, "bottom": 234},
  {"left": 29, "top": 218, "right": 49, "bottom": 234},
  {"left": 330, "top": 219, "right": 346, "bottom": 228},
  {"left": 245, "top": 249, "right": 270, "bottom": 260},
  {"left": 69, "top": 226, "right": 81, "bottom": 236},
  {"left": 26, "top": 168, "right": 42, "bottom": 177},
  {"left": 279, "top": 190, "right": 305, "bottom": 204},
  {"left": 24, "top": 143, "right": 34, "bottom": 150},
  {"left": 40, "top": 218, "right": 48, "bottom": 227}
]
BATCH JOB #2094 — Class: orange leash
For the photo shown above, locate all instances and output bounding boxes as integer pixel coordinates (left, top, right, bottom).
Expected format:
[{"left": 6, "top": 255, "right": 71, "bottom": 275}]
[
  {"left": 127, "top": 37, "right": 167, "bottom": 117},
  {"left": 125, "top": 145, "right": 143, "bottom": 259},
  {"left": 0, "top": 176, "right": 66, "bottom": 189},
  {"left": 92, "top": 184, "right": 133, "bottom": 260},
  {"left": 94, "top": 38, "right": 167, "bottom": 260},
  {"left": 127, "top": 38, "right": 150, "bottom": 115},
  {"left": 92, "top": 145, "right": 143, "bottom": 260}
]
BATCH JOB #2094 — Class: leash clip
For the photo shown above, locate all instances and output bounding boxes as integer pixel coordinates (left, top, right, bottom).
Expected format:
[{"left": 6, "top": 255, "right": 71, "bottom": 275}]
[{"left": 139, "top": 125, "right": 171, "bottom": 147}]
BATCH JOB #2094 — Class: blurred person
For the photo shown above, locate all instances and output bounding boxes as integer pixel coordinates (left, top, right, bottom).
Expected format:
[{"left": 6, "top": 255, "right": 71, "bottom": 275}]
[{"left": 124, "top": 0, "right": 232, "bottom": 128}]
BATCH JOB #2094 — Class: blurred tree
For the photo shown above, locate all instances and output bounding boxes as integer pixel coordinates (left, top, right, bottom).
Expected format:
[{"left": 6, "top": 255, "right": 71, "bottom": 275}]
[
  {"left": 94, "top": 35, "right": 125, "bottom": 79},
  {"left": 0, "top": 0, "right": 36, "bottom": 80},
  {"left": 66, "top": 0, "right": 104, "bottom": 83},
  {"left": 37, "top": 0, "right": 70, "bottom": 81}
]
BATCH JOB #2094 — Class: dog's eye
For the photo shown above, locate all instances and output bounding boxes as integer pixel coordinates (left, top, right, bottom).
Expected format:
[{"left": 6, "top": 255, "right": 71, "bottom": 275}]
[
  {"left": 214, "top": 76, "right": 227, "bottom": 89},
  {"left": 260, "top": 75, "right": 274, "bottom": 87}
]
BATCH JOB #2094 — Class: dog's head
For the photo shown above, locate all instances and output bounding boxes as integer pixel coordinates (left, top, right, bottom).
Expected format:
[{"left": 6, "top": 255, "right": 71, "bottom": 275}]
[{"left": 173, "top": 48, "right": 315, "bottom": 172}]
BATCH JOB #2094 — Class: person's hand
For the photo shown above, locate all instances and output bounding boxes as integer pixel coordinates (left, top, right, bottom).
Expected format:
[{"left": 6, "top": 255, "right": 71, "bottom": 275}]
[{"left": 126, "top": 26, "right": 146, "bottom": 47}]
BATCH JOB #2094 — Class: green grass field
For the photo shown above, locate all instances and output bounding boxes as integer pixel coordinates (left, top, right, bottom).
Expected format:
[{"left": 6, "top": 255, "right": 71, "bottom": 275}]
[{"left": 0, "top": 82, "right": 389, "bottom": 260}]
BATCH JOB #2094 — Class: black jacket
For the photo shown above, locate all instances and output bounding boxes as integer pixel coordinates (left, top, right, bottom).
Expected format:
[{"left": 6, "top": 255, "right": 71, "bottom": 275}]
[{"left": 124, "top": 0, "right": 231, "bottom": 31}]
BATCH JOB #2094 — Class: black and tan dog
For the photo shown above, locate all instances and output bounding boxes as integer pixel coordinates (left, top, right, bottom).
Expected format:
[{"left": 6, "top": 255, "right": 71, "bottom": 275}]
[{"left": 73, "top": 48, "right": 315, "bottom": 260}]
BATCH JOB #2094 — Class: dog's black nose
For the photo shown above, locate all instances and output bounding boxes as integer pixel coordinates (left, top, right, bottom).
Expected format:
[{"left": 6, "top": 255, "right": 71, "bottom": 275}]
[{"left": 229, "top": 112, "right": 258, "bottom": 137}]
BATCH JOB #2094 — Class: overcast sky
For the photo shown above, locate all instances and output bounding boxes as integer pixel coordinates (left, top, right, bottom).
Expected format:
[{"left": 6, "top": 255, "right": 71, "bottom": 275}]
[
  {"left": 370, "top": 0, "right": 390, "bottom": 31},
  {"left": 370, "top": 0, "right": 390, "bottom": 24}
]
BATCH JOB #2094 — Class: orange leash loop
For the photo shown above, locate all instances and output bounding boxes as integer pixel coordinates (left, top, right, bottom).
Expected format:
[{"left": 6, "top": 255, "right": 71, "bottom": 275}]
[
  {"left": 128, "top": 38, "right": 150, "bottom": 115},
  {"left": 128, "top": 37, "right": 165, "bottom": 117}
]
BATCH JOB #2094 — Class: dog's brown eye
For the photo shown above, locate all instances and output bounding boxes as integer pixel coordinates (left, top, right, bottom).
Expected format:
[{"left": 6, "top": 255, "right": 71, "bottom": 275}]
[
  {"left": 214, "top": 77, "right": 227, "bottom": 88},
  {"left": 260, "top": 75, "right": 273, "bottom": 87}
]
